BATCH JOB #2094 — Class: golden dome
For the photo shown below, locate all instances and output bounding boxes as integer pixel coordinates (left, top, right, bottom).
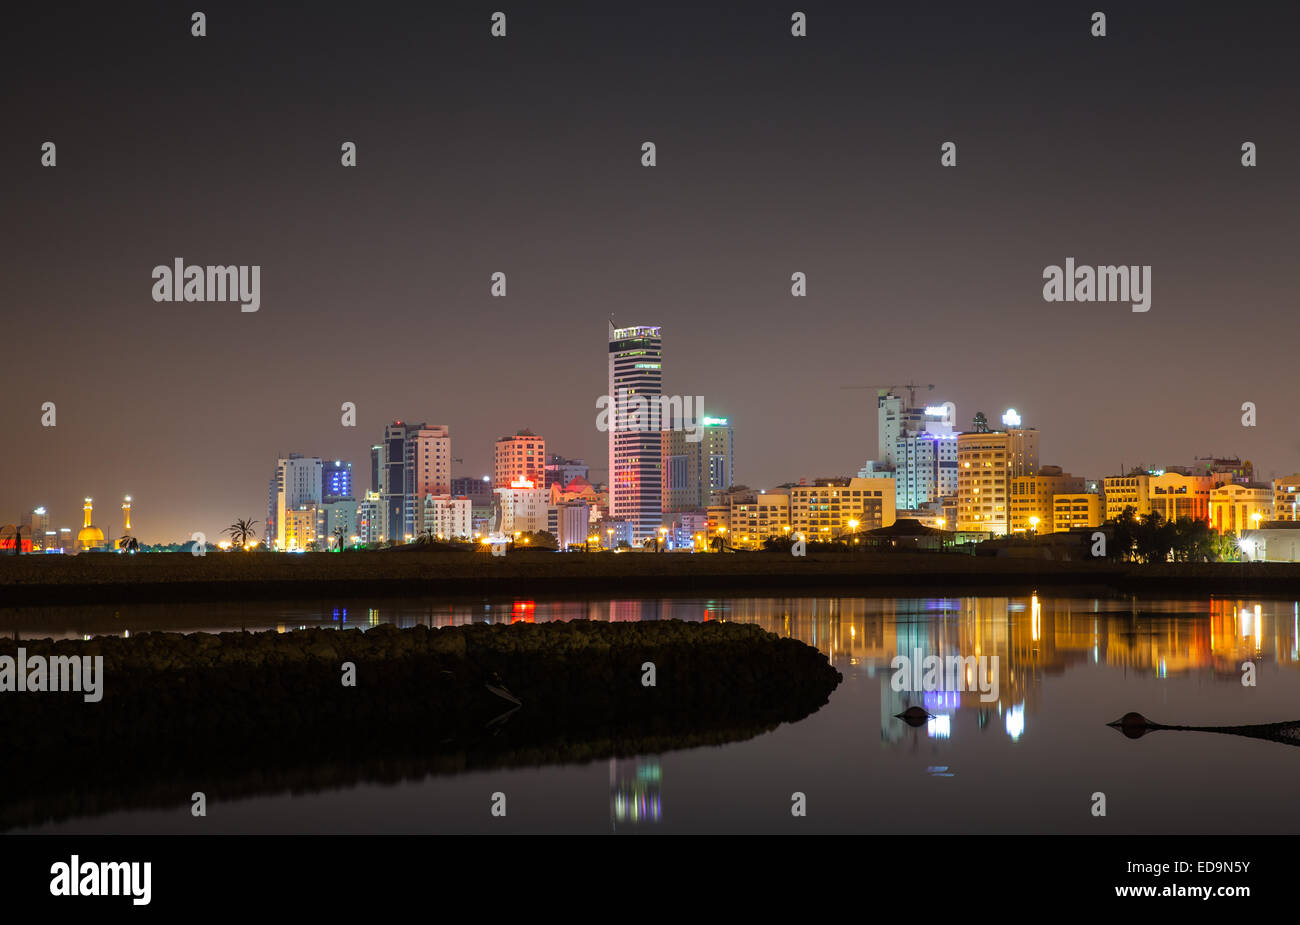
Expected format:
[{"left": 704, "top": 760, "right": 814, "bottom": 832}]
[{"left": 78, "top": 525, "right": 105, "bottom": 546}]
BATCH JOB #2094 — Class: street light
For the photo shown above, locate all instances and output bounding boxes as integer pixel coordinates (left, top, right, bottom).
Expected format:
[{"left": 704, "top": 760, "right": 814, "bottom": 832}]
[{"left": 1028, "top": 515, "right": 1040, "bottom": 535}]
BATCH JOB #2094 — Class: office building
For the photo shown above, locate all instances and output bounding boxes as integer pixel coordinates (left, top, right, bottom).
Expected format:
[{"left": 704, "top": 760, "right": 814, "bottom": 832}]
[{"left": 608, "top": 324, "right": 663, "bottom": 541}]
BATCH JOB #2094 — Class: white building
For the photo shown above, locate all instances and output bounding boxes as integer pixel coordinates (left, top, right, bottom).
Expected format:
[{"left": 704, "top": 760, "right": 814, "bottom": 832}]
[
  {"left": 894, "top": 432, "right": 959, "bottom": 510},
  {"left": 495, "top": 482, "right": 550, "bottom": 536},
  {"left": 421, "top": 495, "right": 473, "bottom": 539},
  {"left": 549, "top": 501, "right": 592, "bottom": 551},
  {"left": 356, "top": 491, "right": 382, "bottom": 544},
  {"left": 275, "top": 455, "right": 323, "bottom": 549},
  {"left": 1239, "top": 526, "right": 1300, "bottom": 562}
]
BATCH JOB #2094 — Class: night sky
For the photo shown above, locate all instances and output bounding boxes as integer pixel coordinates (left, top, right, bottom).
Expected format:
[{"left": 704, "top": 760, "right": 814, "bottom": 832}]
[{"left": 4, "top": 1, "right": 1298, "bottom": 542}]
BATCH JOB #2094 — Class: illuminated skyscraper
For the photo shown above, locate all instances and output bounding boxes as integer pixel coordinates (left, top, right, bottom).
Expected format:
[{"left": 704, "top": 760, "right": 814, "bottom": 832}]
[
  {"left": 322, "top": 460, "right": 354, "bottom": 503},
  {"left": 608, "top": 324, "right": 663, "bottom": 542},
  {"left": 662, "top": 416, "right": 734, "bottom": 512}
]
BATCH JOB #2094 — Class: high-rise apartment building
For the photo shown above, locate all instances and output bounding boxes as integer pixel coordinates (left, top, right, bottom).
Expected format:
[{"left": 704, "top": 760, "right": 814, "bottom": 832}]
[
  {"left": 273, "top": 455, "right": 323, "bottom": 548},
  {"left": 376, "top": 421, "right": 451, "bottom": 542},
  {"left": 495, "top": 430, "right": 546, "bottom": 488},
  {"left": 956, "top": 426, "right": 1039, "bottom": 534},
  {"left": 608, "top": 324, "right": 663, "bottom": 542}
]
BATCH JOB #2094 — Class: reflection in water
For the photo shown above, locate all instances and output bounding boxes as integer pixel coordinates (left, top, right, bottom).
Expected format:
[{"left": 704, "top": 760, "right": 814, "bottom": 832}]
[
  {"left": 610, "top": 758, "right": 663, "bottom": 829},
  {"left": 8, "top": 592, "right": 1300, "bottom": 835},
  {"left": 5, "top": 593, "right": 1300, "bottom": 758}
]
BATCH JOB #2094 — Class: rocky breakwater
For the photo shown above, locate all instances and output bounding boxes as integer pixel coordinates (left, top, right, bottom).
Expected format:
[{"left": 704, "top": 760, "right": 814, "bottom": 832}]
[{"left": 0, "top": 619, "right": 841, "bottom": 829}]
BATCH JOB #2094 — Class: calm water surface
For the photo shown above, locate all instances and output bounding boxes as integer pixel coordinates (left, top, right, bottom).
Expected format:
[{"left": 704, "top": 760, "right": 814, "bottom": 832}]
[{"left": 7, "top": 593, "right": 1298, "bottom": 834}]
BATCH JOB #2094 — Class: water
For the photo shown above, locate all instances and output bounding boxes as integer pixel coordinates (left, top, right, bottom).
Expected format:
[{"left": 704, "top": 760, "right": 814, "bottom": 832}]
[{"left": 6, "top": 593, "right": 1299, "bottom": 834}]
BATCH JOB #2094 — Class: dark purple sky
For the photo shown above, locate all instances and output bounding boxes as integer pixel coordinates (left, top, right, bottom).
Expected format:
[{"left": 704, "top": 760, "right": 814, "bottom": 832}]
[{"left": 4, "top": 1, "right": 1299, "bottom": 541}]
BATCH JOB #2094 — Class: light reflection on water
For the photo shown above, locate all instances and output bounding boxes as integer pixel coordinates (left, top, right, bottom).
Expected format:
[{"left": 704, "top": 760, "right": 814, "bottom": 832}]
[{"left": 10, "top": 593, "right": 1300, "bottom": 834}]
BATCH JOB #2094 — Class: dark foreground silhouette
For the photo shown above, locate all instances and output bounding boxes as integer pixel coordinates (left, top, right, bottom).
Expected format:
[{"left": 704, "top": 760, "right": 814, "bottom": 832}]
[
  {"left": 1108, "top": 711, "right": 1300, "bottom": 748},
  {"left": 0, "top": 620, "right": 841, "bottom": 831}
]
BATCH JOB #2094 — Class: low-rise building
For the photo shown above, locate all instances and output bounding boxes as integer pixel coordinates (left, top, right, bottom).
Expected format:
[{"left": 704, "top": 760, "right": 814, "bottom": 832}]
[
  {"left": 1210, "top": 483, "right": 1274, "bottom": 534},
  {"left": 1053, "top": 493, "right": 1104, "bottom": 532}
]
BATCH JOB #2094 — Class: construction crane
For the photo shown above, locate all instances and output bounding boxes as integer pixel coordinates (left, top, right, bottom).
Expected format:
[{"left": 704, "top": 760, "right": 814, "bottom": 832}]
[{"left": 841, "top": 382, "right": 935, "bottom": 408}]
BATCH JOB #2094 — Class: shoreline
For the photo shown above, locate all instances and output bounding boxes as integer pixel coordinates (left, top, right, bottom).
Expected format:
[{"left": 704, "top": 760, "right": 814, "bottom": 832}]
[
  {"left": 3, "top": 550, "right": 1300, "bottom": 605},
  {"left": 0, "top": 620, "right": 841, "bottom": 831}
]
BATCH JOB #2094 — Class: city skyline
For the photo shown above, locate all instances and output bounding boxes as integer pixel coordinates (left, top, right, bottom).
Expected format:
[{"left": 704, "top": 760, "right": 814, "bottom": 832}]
[
  {"left": 13, "top": 378, "right": 1299, "bottom": 546},
  {"left": 6, "top": 1, "right": 1300, "bottom": 542}
]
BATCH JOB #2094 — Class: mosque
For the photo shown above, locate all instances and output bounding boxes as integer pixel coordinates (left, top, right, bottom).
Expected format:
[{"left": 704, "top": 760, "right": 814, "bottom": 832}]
[{"left": 76, "top": 497, "right": 105, "bottom": 552}]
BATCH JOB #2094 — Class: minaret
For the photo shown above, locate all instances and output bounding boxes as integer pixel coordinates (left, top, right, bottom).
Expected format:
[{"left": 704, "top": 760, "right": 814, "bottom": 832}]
[
  {"left": 83, "top": 498, "right": 94, "bottom": 529},
  {"left": 122, "top": 496, "right": 132, "bottom": 533}
]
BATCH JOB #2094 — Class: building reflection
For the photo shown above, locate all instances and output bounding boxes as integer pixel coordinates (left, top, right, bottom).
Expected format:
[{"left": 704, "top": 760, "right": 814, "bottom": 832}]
[
  {"left": 610, "top": 758, "right": 662, "bottom": 830},
  {"left": 31, "top": 592, "right": 1299, "bottom": 749},
  {"left": 340, "top": 592, "right": 1300, "bottom": 751}
]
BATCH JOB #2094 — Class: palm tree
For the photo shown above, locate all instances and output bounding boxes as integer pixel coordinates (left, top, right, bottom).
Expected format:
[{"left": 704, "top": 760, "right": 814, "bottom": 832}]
[
  {"left": 332, "top": 525, "right": 347, "bottom": 551},
  {"left": 224, "top": 518, "right": 259, "bottom": 549},
  {"left": 414, "top": 527, "right": 437, "bottom": 545},
  {"left": 119, "top": 535, "right": 140, "bottom": 553}
]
